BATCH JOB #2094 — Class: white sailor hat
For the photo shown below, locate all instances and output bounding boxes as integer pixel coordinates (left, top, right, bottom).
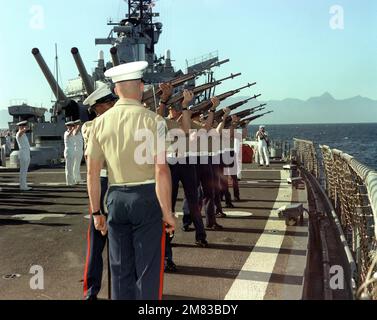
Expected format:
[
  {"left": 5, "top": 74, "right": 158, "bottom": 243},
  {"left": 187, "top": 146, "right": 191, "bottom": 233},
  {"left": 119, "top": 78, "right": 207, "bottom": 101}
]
[
  {"left": 259, "top": 125, "right": 265, "bottom": 129},
  {"left": 73, "top": 120, "right": 81, "bottom": 125},
  {"left": 104, "top": 61, "right": 148, "bottom": 83},
  {"left": 65, "top": 121, "right": 75, "bottom": 126},
  {"left": 83, "top": 83, "right": 116, "bottom": 108},
  {"left": 17, "top": 120, "right": 28, "bottom": 126}
]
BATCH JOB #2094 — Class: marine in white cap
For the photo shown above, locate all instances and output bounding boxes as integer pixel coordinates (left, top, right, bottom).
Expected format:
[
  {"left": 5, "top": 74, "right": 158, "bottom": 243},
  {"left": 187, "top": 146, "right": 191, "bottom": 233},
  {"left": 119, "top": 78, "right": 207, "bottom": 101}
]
[
  {"left": 256, "top": 124, "right": 270, "bottom": 167},
  {"left": 86, "top": 61, "right": 176, "bottom": 300},
  {"left": 15, "top": 121, "right": 32, "bottom": 191},
  {"left": 72, "top": 119, "right": 84, "bottom": 184},
  {"left": 81, "top": 83, "right": 117, "bottom": 300},
  {"left": 64, "top": 120, "right": 76, "bottom": 186}
]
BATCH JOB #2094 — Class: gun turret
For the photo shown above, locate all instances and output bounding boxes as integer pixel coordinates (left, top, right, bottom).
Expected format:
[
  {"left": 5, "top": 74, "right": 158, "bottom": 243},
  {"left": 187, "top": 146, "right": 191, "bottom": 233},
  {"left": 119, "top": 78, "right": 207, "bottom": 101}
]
[
  {"left": 110, "top": 47, "right": 120, "bottom": 67},
  {"left": 191, "top": 82, "right": 257, "bottom": 117},
  {"left": 71, "top": 47, "right": 95, "bottom": 95},
  {"left": 32, "top": 48, "right": 67, "bottom": 102}
]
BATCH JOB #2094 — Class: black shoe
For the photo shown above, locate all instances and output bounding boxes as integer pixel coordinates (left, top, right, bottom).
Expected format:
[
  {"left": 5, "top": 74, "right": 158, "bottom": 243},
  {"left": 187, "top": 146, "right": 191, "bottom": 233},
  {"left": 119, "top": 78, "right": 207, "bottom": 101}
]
[
  {"left": 216, "top": 211, "right": 227, "bottom": 218},
  {"left": 195, "top": 239, "right": 209, "bottom": 248},
  {"left": 181, "top": 225, "right": 190, "bottom": 232},
  {"left": 234, "top": 196, "right": 241, "bottom": 202},
  {"left": 85, "top": 295, "right": 98, "bottom": 301},
  {"left": 165, "top": 260, "right": 177, "bottom": 273},
  {"left": 226, "top": 203, "right": 235, "bottom": 209},
  {"left": 206, "top": 223, "right": 223, "bottom": 231}
]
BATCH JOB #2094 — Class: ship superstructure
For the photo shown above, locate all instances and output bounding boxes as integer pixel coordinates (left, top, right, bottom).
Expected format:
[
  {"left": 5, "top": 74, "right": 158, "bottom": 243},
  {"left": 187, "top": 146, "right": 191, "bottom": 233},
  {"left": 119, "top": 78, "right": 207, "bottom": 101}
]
[{"left": 6, "top": 0, "right": 219, "bottom": 168}]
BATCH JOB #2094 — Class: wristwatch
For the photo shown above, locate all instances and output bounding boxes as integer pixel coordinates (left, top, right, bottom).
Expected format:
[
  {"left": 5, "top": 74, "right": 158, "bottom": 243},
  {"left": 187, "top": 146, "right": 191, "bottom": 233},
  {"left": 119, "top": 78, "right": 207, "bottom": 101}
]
[
  {"left": 92, "top": 210, "right": 102, "bottom": 217},
  {"left": 160, "top": 99, "right": 169, "bottom": 105},
  {"left": 182, "top": 105, "right": 188, "bottom": 111}
]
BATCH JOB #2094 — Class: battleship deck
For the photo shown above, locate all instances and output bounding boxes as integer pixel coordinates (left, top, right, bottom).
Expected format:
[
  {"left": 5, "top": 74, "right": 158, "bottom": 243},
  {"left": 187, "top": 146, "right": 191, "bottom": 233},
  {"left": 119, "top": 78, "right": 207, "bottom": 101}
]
[{"left": 0, "top": 163, "right": 309, "bottom": 300}]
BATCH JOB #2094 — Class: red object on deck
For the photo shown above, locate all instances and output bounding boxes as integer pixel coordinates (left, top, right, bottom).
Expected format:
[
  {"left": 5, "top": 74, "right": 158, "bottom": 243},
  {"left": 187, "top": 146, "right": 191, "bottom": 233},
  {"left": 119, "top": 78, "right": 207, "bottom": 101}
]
[{"left": 242, "top": 144, "right": 254, "bottom": 163}]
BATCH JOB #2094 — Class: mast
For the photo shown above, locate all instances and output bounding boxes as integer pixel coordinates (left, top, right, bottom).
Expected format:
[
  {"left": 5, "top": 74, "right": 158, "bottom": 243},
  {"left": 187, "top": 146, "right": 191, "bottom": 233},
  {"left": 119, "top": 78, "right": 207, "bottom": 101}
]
[{"left": 55, "top": 43, "right": 59, "bottom": 103}]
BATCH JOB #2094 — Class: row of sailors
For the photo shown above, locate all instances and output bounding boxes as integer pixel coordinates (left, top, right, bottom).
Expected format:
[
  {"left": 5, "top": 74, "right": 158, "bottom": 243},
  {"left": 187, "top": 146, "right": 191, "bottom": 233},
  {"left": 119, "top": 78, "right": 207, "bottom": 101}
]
[
  {"left": 81, "top": 61, "right": 251, "bottom": 301},
  {"left": 10, "top": 119, "right": 85, "bottom": 191}
]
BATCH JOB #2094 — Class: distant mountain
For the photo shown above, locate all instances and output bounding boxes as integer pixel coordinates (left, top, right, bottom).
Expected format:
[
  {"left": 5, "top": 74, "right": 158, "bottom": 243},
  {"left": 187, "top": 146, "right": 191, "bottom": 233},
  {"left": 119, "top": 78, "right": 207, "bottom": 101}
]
[
  {"left": 1, "top": 93, "right": 376, "bottom": 129},
  {"left": 225, "top": 93, "right": 377, "bottom": 125}
]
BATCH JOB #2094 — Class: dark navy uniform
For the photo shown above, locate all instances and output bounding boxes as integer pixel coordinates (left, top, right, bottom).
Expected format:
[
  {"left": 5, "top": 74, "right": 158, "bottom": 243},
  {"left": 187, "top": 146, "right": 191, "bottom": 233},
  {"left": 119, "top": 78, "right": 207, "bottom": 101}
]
[
  {"left": 183, "top": 122, "right": 221, "bottom": 230},
  {"left": 83, "top": 175, "right": 108, "bottom": 298},
  {"left": 82, "top": 84, "right": 117, "bottom": 299},
  {"left": 87, "top": 96, "right": 167, "bottom": 300}
]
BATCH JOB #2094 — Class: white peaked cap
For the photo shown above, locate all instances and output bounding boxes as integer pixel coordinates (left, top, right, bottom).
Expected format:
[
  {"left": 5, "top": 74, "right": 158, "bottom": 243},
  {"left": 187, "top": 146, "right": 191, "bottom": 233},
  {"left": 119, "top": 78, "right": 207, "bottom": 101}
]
[
  {"left": 104, "top": 61, "right": 148, "bottom": 83},
  {"left": 259, "top": 125, "right": 265, "bottom": 129},
  {"left": 73, "top": 120, "right": 81, "bottom": 125},
  {"left": 83, "top": 83, "right": 114, "bottom": 107},
  {"left": 17, "top": 121, "right": 28, "bottom": 126},
  {"left": 65, "top": 121, "right": 75, "bottom": 126}
]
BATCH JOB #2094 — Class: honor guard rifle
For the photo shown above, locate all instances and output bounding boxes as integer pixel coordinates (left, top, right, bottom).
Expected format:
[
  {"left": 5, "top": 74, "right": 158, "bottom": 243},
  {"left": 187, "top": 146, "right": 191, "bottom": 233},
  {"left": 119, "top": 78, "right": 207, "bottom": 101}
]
[
  {"left": 142, "top": 58, "right": 230, "bottom": 106},
  {"left": 222, "top": 104, "right": 267, "bottom": 128},
  {"left": 164, "top": 73, "right": 241, "bottom": 107},
  {"left": 238, "top": 111, "right": 274, "bottom": 128},
  {"left": 190, "top": 82, "right": 257, "bottom": 117},
  {"left": 232, "top": 103, "right": 267, "bottom": 119},
  {"left": 212, "top": 94, "right": 262, "bottom": 122}
]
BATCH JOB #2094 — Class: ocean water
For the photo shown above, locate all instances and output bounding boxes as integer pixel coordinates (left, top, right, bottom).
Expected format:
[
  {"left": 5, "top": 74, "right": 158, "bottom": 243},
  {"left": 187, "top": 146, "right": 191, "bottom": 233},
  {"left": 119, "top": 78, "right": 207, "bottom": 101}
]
[{"left": 248, "top": 123, "right": 377, "bottom": 170}]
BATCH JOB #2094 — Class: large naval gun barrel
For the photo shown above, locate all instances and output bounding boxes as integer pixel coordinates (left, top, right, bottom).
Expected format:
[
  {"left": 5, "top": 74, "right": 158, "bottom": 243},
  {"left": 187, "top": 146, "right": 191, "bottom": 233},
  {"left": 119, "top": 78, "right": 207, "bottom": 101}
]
[
  {"left": 110, "top": 47, "right": 120, "bottom": 67},
  {"left": 71, "top": 47, "right": 95, "bottom": 95},
  {"left": 32, "top": 48, "right": 67, "bottom": 102}
]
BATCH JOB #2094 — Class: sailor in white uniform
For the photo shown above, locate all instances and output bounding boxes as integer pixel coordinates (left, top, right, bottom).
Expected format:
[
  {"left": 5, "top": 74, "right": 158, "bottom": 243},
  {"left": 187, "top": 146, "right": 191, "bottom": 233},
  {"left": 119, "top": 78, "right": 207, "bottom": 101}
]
[
  {"left": 73, "top": 120, "right": 84, "bottom": 184},
  {"left": 15, "top": 121, "right": 32, "bottom": 191},
  {"left": 64, "top": 121, "right": 76, "bottom": 186},
  {"left": 256, "top": 125, "right": 270, "bottom": 167}
]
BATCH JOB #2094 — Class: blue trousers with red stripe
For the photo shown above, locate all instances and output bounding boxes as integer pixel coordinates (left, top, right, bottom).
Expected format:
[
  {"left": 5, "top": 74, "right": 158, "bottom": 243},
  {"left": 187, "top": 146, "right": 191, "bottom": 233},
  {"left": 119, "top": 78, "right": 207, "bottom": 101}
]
[
  {"left": 106, "top": 184, "right": 165, "bottom": 300},
  {"left": 83, "top": 177, "right": 108, "bottom": 298}
]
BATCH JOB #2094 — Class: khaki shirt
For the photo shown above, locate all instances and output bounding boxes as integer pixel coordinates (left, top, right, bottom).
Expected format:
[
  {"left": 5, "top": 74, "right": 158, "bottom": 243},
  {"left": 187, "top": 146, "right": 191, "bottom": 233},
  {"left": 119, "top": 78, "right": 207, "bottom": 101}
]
[{"left": 86, "top": 98, "right": 166, "bottom": 185}]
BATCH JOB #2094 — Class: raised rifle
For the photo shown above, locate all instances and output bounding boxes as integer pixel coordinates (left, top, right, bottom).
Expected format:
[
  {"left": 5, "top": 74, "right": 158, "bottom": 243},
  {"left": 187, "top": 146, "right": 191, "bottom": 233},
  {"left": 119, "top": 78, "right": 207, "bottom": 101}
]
[
  {"left": 190, "top": 82, "right": 257, "bottom": 117},
  {"left": 213, "top": 94, "right": 262, "bottom": 122},
  {"left": 238, "top": 111, "right": 274, "bottom": 127},
  {"left": 142, "top": 58, "right": 231, "bottom": 105},
  {"left": 223, "top": 105, "right": 266, "bottom": 128},
  {"left": 233, "top": 106, "right": 266, "bottom": 120},
  {"left": 165, "top": 73, "right": 241, "bottom": 106}
]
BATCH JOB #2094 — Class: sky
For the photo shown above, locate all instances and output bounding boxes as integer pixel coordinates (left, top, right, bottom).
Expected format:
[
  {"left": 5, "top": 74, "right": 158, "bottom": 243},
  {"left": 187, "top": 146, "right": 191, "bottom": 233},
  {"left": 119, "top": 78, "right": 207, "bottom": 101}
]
[{"left": 0, "top": 0, "right": 376, "bottom": 112}]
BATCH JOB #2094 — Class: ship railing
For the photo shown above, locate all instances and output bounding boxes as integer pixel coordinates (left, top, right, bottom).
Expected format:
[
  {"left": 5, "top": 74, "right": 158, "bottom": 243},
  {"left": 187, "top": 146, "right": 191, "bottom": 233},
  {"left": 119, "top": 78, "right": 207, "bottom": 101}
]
[
  {"left": 294, "top": 138, "right": 377, "bottom": 300},
  {"left": 293, "top": 138, "right": 320, "bottom": 178}
]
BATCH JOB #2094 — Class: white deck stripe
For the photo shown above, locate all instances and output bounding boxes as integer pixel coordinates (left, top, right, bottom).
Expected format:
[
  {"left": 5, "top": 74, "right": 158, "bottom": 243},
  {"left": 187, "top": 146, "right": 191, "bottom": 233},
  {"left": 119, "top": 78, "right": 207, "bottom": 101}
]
[
  {"left": 11, "top": 214, "right": 66, "bottom": 221},
  {"left": 225, "top": 169, "right": 304, "bottom": 300}
]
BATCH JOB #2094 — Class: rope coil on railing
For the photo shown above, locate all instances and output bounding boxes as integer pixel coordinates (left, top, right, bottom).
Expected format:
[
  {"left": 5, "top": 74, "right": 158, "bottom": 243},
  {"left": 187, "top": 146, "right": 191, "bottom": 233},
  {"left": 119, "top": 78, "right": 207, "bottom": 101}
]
[{"left": 293, "top": 138, "right": 377, "bottom": 299}]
